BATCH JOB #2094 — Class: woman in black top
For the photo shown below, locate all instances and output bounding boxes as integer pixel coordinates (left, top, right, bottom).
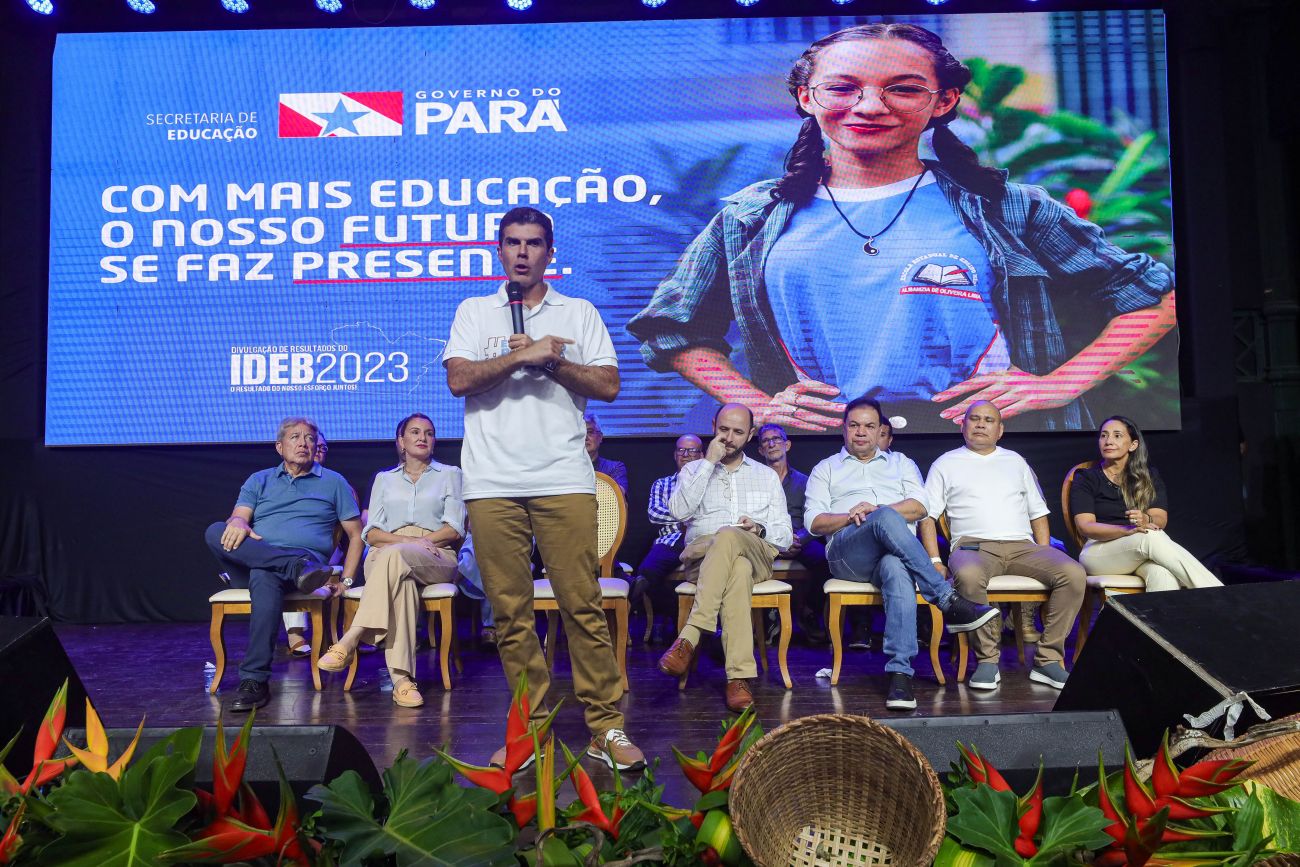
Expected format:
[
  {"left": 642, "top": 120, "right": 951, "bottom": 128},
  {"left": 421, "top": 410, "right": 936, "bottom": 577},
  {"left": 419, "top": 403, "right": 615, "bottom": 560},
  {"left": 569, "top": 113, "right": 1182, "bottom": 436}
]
[{"left": 1068, "top": 416, "right": 1221, "bottom": 591}]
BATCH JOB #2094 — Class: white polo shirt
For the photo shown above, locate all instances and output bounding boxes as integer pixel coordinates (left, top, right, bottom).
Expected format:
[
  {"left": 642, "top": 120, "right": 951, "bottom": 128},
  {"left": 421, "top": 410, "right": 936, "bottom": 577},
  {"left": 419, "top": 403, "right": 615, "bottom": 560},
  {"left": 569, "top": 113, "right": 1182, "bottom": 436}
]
[
  {"left": 443, "top": 282, "right": 618, "bottom": 500},
  {"left": 924, "top": 445, "right": 1049, "bottom": 542}
]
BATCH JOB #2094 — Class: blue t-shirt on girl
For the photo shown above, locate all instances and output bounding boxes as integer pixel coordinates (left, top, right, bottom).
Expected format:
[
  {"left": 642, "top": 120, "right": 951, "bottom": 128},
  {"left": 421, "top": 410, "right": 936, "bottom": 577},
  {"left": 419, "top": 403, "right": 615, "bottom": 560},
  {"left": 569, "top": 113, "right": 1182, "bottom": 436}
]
[{"left": 764, "top": 172, "right": 1009, "bottom": 403}]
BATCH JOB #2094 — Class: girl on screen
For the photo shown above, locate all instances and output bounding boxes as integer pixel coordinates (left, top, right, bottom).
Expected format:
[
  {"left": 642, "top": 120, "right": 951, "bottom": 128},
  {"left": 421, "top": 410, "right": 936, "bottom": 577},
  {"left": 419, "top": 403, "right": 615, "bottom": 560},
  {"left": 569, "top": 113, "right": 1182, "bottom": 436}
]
[
  {"left": 627, "top": 23, "right": 1176, "bottom": 432},
  {"left": 1068, "top": 416, "right": 1221, "bottom": 590}
]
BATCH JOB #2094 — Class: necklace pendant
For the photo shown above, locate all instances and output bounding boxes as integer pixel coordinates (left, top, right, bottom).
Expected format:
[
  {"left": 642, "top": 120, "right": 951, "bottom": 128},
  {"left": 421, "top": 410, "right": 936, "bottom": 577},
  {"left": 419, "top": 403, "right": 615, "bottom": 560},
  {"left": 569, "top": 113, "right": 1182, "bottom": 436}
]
[{"left": 863, "top": 239, "right": 878, "bottom": 256}]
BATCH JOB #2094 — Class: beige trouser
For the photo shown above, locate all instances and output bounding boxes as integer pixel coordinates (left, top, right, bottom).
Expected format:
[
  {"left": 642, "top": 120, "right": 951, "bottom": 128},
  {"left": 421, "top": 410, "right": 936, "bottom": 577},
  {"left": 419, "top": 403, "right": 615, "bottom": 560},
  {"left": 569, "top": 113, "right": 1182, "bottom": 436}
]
[
  {"left": 466, "top": 495, "right": 623, "bottom": 736},
  {"left": 355, "top": 525, "right": 459, "bottom": 685},
  {"left": 1080, "top": 530, "right": 1222, "bottom": 592},
  {"left": 680, "top": 527, "right": 778, "bottom": 680},
  {"left": 949, "top": 538, "right": 1086, "bottom": 666}
]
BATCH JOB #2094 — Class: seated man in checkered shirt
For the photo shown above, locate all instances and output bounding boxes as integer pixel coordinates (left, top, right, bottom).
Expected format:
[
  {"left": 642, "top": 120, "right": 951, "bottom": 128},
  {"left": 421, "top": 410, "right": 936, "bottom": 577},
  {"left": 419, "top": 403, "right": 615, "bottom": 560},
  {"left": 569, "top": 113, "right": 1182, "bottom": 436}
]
[
  {"left": 656, "top": 404, "right": 793, "bottom": 713},
  {"left": 631, "top": 434, "right": 704, "bottom": 639}
]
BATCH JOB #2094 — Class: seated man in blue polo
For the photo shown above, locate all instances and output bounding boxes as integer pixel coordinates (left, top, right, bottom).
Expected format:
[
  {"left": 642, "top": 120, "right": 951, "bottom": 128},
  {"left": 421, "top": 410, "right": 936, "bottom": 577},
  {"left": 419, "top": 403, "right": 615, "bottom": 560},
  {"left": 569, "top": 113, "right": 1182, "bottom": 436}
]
[
  {"left": 804, "top": 396, "right": 997, "bottom": 711},
  {"left": 204, "top": 417, "right": 363, "bottom": 712}
]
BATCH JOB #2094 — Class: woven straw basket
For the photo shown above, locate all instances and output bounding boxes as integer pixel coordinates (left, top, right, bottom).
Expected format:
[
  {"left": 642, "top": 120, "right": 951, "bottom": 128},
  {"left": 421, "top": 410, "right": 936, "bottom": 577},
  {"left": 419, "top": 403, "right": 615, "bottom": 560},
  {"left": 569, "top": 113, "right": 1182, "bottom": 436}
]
[
  {"left": 1205, "top": 713, "right": 1300, "bottom": 802},
  {"left": 730, "top": 714, "right": 946, "bottom": 867}
]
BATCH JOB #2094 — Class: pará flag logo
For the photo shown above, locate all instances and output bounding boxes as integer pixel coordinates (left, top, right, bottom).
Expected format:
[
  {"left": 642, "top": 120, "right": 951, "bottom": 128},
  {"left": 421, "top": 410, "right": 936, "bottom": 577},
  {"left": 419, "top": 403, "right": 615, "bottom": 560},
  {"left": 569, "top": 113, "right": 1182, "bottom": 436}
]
[{"left": 278, "top": 92, "right": 403, "bottom": 138}]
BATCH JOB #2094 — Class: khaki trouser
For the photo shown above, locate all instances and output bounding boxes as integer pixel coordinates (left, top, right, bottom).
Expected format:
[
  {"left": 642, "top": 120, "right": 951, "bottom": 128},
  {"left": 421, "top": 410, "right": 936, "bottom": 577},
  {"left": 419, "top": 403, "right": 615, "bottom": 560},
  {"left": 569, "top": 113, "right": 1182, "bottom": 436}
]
[
  {"left": 466, "top": 495, "right": 623, "bottom": 736},
  {"left": 355, "top": 525, "right": 459, "bottom": 685},
  {"left": 949, "top": 538, "right": 1086, "bottom": 666},
  {"left": 680, "top": 527, "right": 778, "bottom": 680},
  {"left": 1080, "top": 530, "right": 1222, "bottom": 592}
]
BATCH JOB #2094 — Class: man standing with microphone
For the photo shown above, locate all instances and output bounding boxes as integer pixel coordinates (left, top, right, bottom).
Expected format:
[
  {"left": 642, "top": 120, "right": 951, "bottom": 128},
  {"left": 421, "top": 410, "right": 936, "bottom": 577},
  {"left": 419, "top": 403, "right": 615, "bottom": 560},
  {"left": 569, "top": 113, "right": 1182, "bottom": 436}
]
[{"left": 444, "top": 207, "right": 644, "bottom": 771}]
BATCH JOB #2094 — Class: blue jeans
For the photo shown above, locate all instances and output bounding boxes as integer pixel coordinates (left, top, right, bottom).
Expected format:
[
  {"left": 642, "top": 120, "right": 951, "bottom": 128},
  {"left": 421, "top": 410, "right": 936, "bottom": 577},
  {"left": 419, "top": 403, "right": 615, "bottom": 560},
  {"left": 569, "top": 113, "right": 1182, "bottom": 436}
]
[
  {"left": 456, "top": 534, "right": 495, "bottom": 628},
  {"left": 204, "top": 522, "right": 315, "bottom": 683},
  {"left": 827, "top": 508, "right": 954, "bottom": 676}
]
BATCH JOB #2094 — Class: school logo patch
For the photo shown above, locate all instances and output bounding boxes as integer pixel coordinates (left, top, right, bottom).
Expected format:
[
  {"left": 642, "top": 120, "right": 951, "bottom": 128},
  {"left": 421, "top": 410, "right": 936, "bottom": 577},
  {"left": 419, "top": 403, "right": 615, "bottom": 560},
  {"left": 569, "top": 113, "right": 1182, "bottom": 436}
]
[{"left": 899, "top": 253, "right": 980, "bottom": 300}]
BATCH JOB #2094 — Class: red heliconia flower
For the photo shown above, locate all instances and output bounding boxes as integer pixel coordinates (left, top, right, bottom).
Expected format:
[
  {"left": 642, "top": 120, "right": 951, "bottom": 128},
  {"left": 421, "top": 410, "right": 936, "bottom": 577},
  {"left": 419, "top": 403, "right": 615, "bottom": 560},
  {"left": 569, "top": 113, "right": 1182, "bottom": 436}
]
[
  {"left": 561, "top": 742, "right": 620, "bottom": 839},
  {"left": 1014, "top": 768, "right": 1044, "bottom": 857},
  {"left": 439, "top": 672, "right": 559, "bottom": 797},
  {"left": 673, "top": 708, "right": 757, "bottom": 795},
  {"left": 0, "top": 680, "right": 79, "bottom": 796},
  {"left": 957, "top": 743, "right": 1011, "bottom": 792},
  {"left": 1065, "top": 188, "right": 1093, "bottom": 219}
]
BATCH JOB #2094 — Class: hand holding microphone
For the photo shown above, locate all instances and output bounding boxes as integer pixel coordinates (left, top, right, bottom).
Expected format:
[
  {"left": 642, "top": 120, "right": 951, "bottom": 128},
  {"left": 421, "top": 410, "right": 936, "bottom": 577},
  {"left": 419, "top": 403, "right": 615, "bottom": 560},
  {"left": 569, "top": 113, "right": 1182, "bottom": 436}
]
[{"left": 505, "top": 283, "right": 573, "bottom": 370}]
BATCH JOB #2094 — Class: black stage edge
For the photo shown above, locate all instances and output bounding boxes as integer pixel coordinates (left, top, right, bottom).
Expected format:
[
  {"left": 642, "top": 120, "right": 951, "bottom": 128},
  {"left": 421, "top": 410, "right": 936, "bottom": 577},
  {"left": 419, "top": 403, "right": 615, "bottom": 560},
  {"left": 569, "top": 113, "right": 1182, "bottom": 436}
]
[{"left": 1055, "top": 582, "right": 1300, "bottom": 754}]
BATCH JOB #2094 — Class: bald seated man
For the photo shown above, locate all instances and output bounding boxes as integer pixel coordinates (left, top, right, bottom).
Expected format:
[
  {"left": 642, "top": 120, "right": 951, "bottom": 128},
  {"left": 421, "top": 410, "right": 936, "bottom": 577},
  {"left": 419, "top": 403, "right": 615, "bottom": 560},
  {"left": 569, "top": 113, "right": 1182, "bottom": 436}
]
[
  {"left": 656, "top": 404, "right": 792, "bottom": 713},
  {"left": 920, "top": 400, "right": 1086, "bottom": 692}
]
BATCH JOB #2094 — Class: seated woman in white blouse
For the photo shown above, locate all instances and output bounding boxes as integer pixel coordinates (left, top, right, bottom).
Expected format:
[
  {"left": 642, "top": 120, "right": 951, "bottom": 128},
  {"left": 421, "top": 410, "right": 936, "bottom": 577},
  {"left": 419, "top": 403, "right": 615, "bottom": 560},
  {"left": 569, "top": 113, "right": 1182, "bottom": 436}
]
[
  {"left": 1069, "top": 416, "right": 1222, "bottom": 592},
  {"left": 319, "top": 413, "right": 464, "bottom": 707}
]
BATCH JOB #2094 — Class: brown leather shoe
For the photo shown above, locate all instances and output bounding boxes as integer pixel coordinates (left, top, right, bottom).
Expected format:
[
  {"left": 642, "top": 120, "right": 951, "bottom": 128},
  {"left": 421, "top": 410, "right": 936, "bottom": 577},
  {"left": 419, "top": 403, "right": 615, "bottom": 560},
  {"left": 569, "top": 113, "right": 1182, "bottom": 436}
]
[
  {"left": 725, "top": 679, "right": 754, "bottom": 713},
  {"left": 657, "top": 637, "right": 696, "bottom": 677}
]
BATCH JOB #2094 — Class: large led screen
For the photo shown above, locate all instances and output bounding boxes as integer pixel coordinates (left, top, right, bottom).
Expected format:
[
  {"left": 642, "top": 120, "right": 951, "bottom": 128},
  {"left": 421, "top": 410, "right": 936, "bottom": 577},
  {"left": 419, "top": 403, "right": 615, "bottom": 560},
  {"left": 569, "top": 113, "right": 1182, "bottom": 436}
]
[{"left": 46, "top": 12, "right": 1178, "bottom": 444}]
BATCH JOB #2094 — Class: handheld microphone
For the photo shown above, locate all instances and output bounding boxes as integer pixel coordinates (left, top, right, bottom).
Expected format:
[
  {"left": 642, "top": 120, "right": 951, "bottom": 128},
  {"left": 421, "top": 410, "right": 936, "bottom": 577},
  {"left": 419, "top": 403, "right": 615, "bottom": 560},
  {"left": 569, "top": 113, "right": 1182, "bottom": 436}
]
[{"left": 506, "top": 281, "right": 526, "bottom": 335}]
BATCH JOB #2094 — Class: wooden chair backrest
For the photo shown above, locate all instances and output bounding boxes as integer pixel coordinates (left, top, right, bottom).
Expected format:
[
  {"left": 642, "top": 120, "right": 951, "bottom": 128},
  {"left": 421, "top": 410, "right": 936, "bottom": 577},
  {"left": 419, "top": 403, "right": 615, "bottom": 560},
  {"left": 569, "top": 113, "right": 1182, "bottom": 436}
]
[
  {"left": 1060, "top": 461, "right": 1097, "bottom": 552},
  {"left": 593, "top": 472, "right": 628, "bottom": 578}
]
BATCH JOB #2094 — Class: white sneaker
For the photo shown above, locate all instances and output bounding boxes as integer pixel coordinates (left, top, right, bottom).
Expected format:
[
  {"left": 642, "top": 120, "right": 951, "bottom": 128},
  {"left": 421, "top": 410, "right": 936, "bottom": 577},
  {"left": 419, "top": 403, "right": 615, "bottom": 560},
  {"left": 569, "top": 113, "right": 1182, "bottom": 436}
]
[{"left": 968, "top": 662, "right": 1001, "bottom": 690}]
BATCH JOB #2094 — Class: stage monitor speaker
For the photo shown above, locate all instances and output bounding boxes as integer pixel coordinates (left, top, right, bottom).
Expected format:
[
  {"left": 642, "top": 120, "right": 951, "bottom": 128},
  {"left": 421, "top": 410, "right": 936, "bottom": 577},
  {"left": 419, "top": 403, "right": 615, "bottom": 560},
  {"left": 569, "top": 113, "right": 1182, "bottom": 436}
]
[
  {"left": 64, "top": 725, "right": 382, "bottom": 807},
  {"left": 0, "top": 616, "right": 88, "bottom": 778},
  {"left": 879, "top": 710, "right": 1127, "bottom": 794},
  {"left": 1055, "top": 581, "right": 1300, "bottom": 755}
]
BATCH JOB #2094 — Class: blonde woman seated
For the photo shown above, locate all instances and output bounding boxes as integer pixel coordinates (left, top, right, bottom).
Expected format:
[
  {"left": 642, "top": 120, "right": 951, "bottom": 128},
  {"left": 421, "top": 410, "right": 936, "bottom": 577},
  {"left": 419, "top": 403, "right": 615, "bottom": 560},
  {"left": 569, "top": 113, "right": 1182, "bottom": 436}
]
[
  {"left": 1069, "top": 416, "right": 1222, "bottom": 592},
  {"left": 319, "top": 413, "right": 464, "bottom": 707}
]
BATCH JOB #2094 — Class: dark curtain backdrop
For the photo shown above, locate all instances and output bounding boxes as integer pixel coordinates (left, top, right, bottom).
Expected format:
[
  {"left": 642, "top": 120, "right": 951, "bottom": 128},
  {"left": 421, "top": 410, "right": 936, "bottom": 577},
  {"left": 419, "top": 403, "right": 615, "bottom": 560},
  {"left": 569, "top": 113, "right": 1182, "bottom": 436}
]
[{"left": 0, "top": 0, "right": 1264, "bottom": 623}]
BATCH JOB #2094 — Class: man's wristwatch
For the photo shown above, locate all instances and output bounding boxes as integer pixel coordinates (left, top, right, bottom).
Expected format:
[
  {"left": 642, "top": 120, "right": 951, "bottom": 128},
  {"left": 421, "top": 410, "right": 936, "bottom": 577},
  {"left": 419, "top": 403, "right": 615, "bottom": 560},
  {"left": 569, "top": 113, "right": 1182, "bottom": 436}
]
[
  {"left": 757, "top": 525, "right": 767, "bottom": 539},
  {"left": 930, "top": 557, "right": 943, "bottom": 564},
  {"left": 342, "top": 577, "right": 354, "bottom": 587},
  {"left": 542, "top": 358, "right": 559, "bottom": 373}
]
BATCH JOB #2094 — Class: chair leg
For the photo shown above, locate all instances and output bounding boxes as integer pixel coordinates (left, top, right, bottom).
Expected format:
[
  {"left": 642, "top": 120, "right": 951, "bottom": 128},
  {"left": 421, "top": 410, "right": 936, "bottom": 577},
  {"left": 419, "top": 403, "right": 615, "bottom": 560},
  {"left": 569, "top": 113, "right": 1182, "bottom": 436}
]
[
  {"left": 343, "top": 599, "right": 359, "bottom": 692},
  {"left": 209, "top": 606, "right": 227, "bottom": 695},
  {"left": 450, "top": 604, "right": 463, "bottom": 675},
  {"left": 439, "top": 600, "right": 454, "bottom": 691},
  {"left": 544, "top": 611, "right": 560, "bottom": 672},
  {"left": 752, "top": 608, "right": 769, "bottom": 674},
  {"left": 957, "top": 633, "right": 970, "bottom": 682},
  {"left": 307, "top": 605, "right": 324, "bottom": 691},
  {"left": 1011, "top": 604, "right": 1027, "bottom": 667},
  {"left": 928, "top": 603, "right": 946, "bottom": 686},
  {"left": 828, "top": 596, "right": 844, "bottom": 686},
  {"left": 642, "top": 593, "right": 655, "bottom": 643},
  {"left": 327, "top": 596, "right": 341, "bottom": 645},
  {"left": 614, "top": 599, "right": 629, "bottom": 692},
  {"left": 776, "top": 594, "right": 792, "bottom": 689}
]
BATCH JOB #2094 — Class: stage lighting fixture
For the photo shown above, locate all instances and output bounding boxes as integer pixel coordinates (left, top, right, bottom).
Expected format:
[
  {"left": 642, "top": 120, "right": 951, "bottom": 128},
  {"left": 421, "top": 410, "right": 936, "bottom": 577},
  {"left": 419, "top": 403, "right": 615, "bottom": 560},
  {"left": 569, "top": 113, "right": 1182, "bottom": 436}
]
[
  {"left": 831, "top": 0, "right": 853, "bottom": 4},
  {"left": 315, "top": 0, "right": 341, "bottom": 10},
  {"left": 410, "top": 0, "right": 436, "bottom": 7},
  {"left": 221, "top": 0, "right": 249, "bottom": 11},
  {"left": 642, "top": 0, "right": 667, "bottom": 6},
  {"left": 506, "top": 0, "right": 532, "bottom": 9},
  {"left": 735, "top": 0, "right": 758, "bottom": 6},
  {"left": 126, "top": 0, "right": 156, "bottom": 10},
  {"left": 924, "top": 0, "right": 949, "bottom": 5},
  {"left": 26, "top": 0, "right": 54, "bottom": 13}
]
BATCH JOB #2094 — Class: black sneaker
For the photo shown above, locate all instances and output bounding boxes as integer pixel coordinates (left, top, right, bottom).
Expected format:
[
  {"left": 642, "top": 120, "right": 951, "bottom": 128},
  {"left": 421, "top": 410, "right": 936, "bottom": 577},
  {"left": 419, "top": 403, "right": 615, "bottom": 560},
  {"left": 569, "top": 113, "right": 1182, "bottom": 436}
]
[
  {"left": 885, "top": 673, "right": 916, "bottom": 711},
  {"left": 229, "top": 678, "right": 269, "bottom": 712},
  {"left": 942, "top": 594, "right": 1000, "bottom": 634},
  {"left": 847, "top": 622, "right": 873, "bottom": 651},
  {"left": 292, "top": 556, "right": 333, "bottom": 593}
]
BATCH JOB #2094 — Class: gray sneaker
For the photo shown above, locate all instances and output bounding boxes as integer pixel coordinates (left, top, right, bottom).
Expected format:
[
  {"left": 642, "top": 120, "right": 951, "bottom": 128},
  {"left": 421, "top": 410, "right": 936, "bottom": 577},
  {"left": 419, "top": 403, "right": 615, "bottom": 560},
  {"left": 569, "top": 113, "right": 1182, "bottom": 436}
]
[
  {"left": 1030, "top": 661, "right": 1069, "bottom": 690},
  {"left": 968, "top": 662, "right": 1001, "bottom": 690}
]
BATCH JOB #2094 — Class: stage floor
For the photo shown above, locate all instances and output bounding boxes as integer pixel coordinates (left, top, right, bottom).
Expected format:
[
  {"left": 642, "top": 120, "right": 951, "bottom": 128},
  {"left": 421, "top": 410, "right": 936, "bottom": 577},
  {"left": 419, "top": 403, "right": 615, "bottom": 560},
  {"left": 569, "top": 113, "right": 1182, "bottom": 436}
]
[{"left": 55, "top": 619, "right": 1064, "bottom": 806}]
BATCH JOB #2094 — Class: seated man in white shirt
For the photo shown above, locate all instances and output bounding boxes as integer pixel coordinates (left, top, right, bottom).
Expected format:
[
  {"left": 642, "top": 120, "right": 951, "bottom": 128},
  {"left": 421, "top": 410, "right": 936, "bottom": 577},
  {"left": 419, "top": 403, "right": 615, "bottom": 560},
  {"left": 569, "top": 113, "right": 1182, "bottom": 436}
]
[
  {"left": 656, "top": 404, "right": 793, "bottom": 713},
  {"left": 805, "top": 397, "right": 997, "bottom": 711},
  {"left": 921, "top": 401, "right": 1086, "bottom": 691}
]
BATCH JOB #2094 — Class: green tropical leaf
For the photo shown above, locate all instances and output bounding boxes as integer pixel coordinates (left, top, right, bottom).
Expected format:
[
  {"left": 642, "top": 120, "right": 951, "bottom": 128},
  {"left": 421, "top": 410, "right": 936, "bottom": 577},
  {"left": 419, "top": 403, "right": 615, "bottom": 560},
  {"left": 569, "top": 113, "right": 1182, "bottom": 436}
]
[
  {"left": 309, "top": 754, "right": 516, "bottom": 867},
  {"left": 1239, "top": 781, "right": 1300, "bottom": 853},
  {"left": 934, "top": 834, "right": 998, "bottom": 867},
  {"left": 947, "top": 785, "right": 1023, "bottom": 863},
  {"left": 1004, "top": 141, "right": 1098, "bottom": 177},
  {"left": 37, "top": 728, "right": 202, "bottom": 867},
  {"left": 1040, "top": 112, "right": 1121, "bottom": 144},
  {"left": 979, "top": 65, "right": 1026, "bottom": 112},
  {"left": 1096, "top": 131, "right": 1158, "bottom": 199},
  {"left": 988, "top": 108, "right": 1040, "bottom": 152},
  {"left": 964, "top": 57, "right": 991, "bottom": 93},
  {"left": 1026, "top": 794, "right": 1114, "bottom": 865}
]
